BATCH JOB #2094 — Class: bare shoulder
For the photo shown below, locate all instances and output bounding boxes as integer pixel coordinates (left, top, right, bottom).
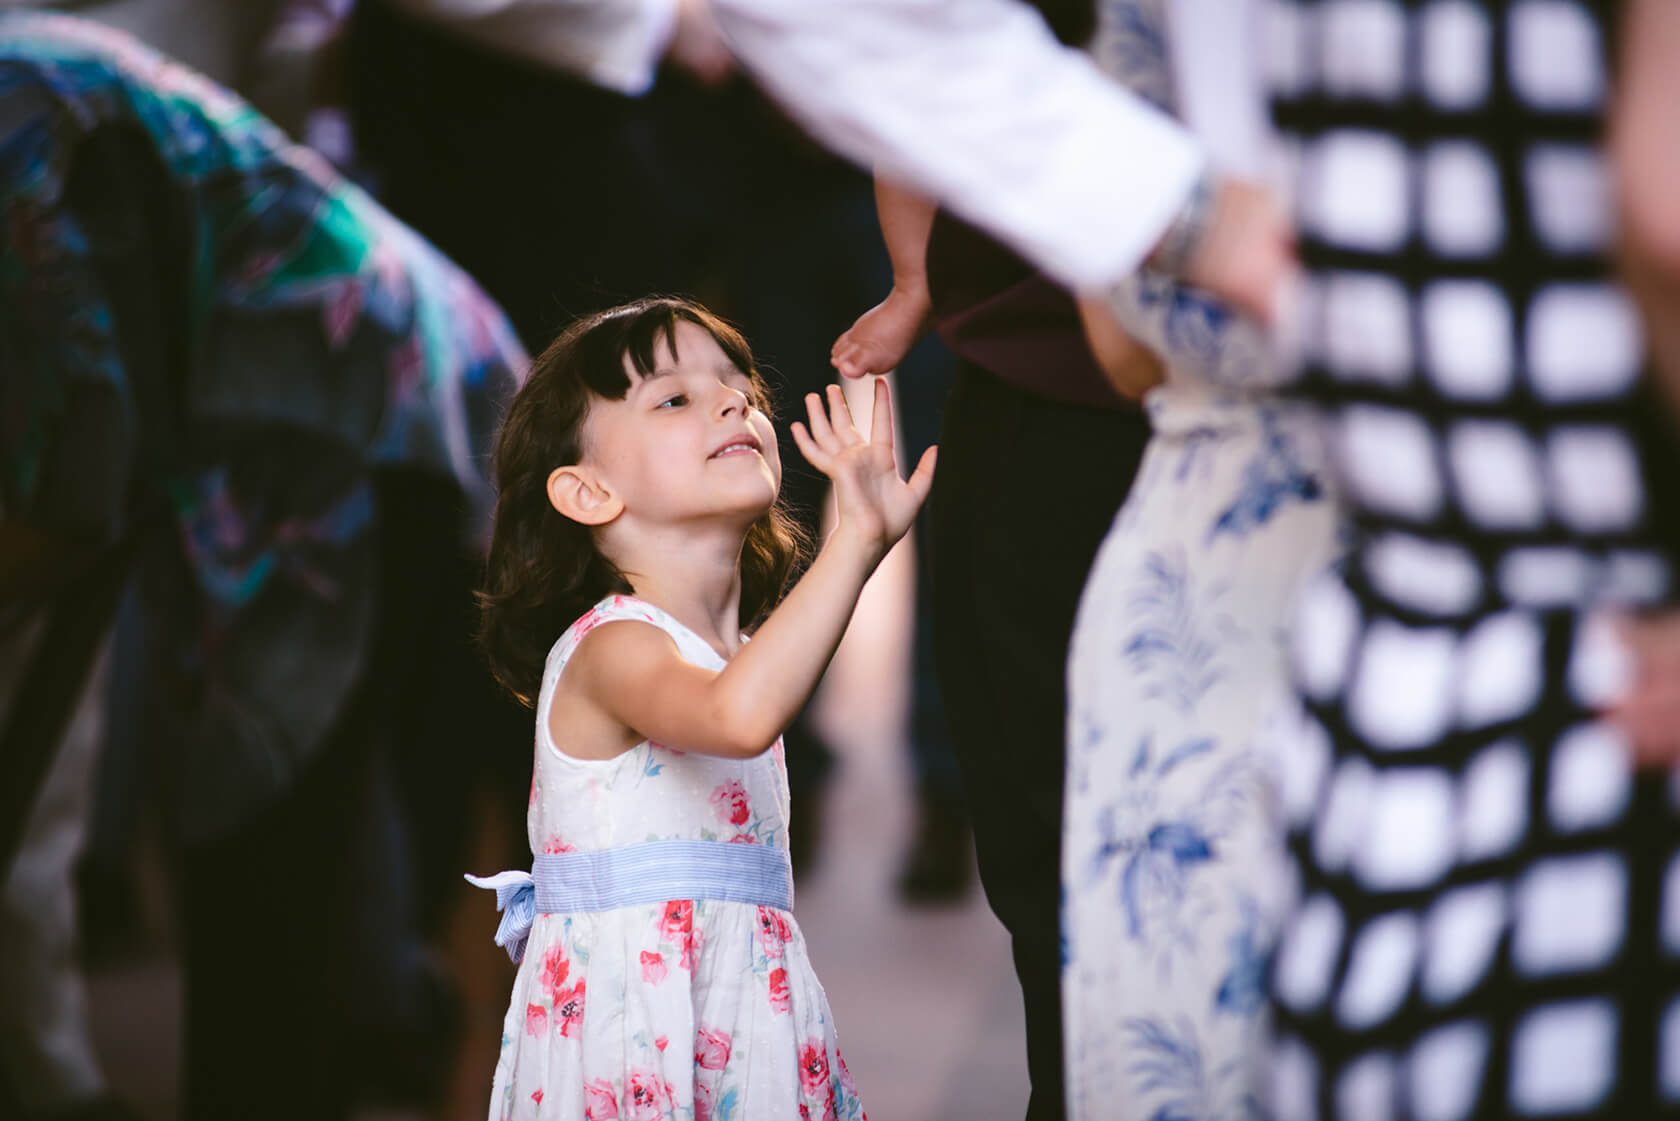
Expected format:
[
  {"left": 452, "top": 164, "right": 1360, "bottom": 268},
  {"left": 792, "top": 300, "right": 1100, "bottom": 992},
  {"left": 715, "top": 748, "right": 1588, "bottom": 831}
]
[{"left": 546, "top": 620, "right": 679, "bottom": 761}]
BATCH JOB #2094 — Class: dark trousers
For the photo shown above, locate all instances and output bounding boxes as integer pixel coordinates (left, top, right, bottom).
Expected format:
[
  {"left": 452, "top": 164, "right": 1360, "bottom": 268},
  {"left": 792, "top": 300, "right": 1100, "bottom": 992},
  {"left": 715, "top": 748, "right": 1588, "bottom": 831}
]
[
  {"left": 177, "top": 473, "right": 467, "bottom": 1121},
  {"left": 928, "top": 364, "right": 1150, "bottom": 1121}
]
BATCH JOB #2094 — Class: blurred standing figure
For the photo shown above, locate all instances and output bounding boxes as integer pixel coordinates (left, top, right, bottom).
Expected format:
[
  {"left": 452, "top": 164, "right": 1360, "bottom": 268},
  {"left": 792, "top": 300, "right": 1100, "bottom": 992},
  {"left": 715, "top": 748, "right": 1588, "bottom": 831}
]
[
  {"left": 1057, "top": 4, "right": 1336, "bottom": 1121},
  {"left": 1253, "top": 1, "right": 1680, "bottom": 1117},
  {"left": 0, "top": 13, "right": 524, "bottom": 1119}
]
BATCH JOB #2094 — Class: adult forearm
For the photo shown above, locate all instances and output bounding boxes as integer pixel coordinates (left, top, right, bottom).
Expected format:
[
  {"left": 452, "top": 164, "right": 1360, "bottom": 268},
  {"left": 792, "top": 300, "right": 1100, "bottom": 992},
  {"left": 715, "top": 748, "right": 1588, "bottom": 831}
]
[{"left": 713, "top": 0, "right": 1204, "bottom": 292}]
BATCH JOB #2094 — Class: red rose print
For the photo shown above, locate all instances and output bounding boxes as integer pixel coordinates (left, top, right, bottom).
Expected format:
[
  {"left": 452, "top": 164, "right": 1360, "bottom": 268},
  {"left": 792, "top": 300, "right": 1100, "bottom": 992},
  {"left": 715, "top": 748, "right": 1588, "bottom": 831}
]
[
  {"left": 640, "top": 950, "right": 667, "bottom": 984},
  {"left": 757, "top": 906, "right": 789, "bottom": 959},
  {"left": 583, "top": 1078, "right": 618, "bottom": 1120},
  {"left": 769, "top": 967, "right": 790, "bottom": 1014},
  {"left": 532, "top": 1089, "right": 545, "bottom": 1105},
  {"left": 799, "top": 1107, "right": 812, "bottom": 1121},
  {"left": 709, "top": 780, "right": 751, "bottom": 826},
  {"left": 539, "top": 944, "right": 570, "bottom": 1002},
  {"left": 727, "top": 833, "right": 758, "bottom": 843},
  {"left": 554, "top": 980, "right": 586, "bottom": 1037},
  {"left": 626, "top": 1069, "right": 674, "bottom": 1121},
  {"left": 655, "top": 1035, "right": 668, "bottom": 1052},
  {"left": 695, "top": 1026, "right": 732, "bottom": 1071},
  {"left": 799, "top": 1040, "right": 830, "bottom": 1096},
  {"left": 542, "top": 834, "right": 576, "bottom": 854},
  {"left": 525, "top": 1003, "right": 548, "bottom": 1038},
  {"left": 696, "top": 1081, "right": 715, "bottom": 1121},
  {"left": 661, "top": 900, "right": 692, "bottom": 940}
]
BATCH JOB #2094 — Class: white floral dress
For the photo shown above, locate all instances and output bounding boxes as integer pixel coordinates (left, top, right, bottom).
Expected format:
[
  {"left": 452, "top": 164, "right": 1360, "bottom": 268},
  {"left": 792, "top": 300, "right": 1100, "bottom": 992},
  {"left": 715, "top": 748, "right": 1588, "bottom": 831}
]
[
  {"left": 485, "top": 595, "right": 865, "bottom": 1121},
  {"left": 1059, "top": 4, "right": 1338, "bottom": 1119}
]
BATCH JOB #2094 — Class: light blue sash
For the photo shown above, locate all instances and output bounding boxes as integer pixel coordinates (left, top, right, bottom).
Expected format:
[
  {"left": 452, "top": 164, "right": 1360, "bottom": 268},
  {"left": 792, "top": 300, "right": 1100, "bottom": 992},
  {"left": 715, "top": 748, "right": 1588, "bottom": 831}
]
[{"left": 466, "top": 839, "right": 794, "bottom": 963}]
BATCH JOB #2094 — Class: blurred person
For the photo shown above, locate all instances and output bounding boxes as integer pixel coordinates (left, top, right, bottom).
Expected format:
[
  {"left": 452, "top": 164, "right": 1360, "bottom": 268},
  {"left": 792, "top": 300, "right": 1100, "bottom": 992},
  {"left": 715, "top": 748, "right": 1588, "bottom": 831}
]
[
  {"left": 1051, "top": 4, "right": 1336, "bottom": 1120},
  {"left": 1227, "top": 0, "right": 1680, "bottom": 1117},
  {"left": 467, "top": 298, "right": 934, "bottom": 1119},
  {"left": 0, "top": 13, "right": 525, "bottom": 1119},
  {"left": 827, "top": 5, "right": 1331, "bottom": 1118}
]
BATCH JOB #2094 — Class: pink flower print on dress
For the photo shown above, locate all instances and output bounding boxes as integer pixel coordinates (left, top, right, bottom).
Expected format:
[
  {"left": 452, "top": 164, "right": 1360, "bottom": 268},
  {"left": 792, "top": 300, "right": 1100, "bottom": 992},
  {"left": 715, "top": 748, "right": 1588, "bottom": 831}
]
[
  {"left": 756, "top": 906, "right": 792, "bottom": 959},
  {"left": 654, "top": 1035, "right": 668, "bottom": 1052},
  {"left": 799, "top": 1040, "right": 830, "bottom": 1096},
  {"left": 660, "top": 900, "right": 692, "bottom": 940},
  {"left": 695, "top": 1027, "right": 732, "bottom": 1071},
  {"left": 678, "top": 925, "right": 702, "bottom": 971},
  {"left": 709, "top": 780, "right": 751, "bottom": 826},
  {"left": 584, "top": 1079, "right": 618, "bottom": 1120},
  {"left": 625, "top": 1069, "right": 674, "bottom": 1121},
  {"left": 532, "top": 1089, "right": 544, "bottom": 1105},
  {"left": 539, "top": 943, "right": 570, "bottom": 1003},
  {"left": 695, "top": 1081, "right": 715, "bottom": 1121},
  {"left": 726, "top": 832, "right": 759, "bottom": 843},
  {"left": 553, "top": 980, "right": 586, "bottom": 1037},
  {"left": 661, "top": 900, "right": 699, "bottom": 969},
  {"left": 640, "top": 951, "right": 667, "bottom": 984},
  {"left": 838, "top": 1051, "right": 859, "bottom": 1096},
  {"left": 542, "top": 834, "right": 577, "bottom": 854},
  {"left": 525, "top": 1003, "right": 548, "bottom": 1038},
  {"left": 769, "top": 967, "right": 790, "bottom": 1014}
]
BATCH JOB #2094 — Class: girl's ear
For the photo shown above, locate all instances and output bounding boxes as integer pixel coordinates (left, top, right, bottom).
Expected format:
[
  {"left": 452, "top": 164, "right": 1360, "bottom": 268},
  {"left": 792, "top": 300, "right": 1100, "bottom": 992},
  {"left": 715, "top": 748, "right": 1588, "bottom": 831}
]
[{"left": 547, "top": 465, "right": 623, "bottom": 526}]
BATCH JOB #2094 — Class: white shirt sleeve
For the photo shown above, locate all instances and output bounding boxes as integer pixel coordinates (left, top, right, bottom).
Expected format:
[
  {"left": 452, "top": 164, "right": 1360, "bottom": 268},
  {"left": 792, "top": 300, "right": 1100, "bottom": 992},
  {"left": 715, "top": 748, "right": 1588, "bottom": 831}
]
[
  {"left": 385, "top": 0, "right": 679, "bottom": 95},
  {"left": 711, "top": 0, "right": 1206, "bottom": 291}
]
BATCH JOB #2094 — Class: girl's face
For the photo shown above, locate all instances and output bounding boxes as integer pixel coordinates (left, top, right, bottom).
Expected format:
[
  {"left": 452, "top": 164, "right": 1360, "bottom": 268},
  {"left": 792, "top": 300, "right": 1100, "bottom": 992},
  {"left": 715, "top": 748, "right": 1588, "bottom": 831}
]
[{"left": 582, "top": 319, "right": 782, "bottom": 529}]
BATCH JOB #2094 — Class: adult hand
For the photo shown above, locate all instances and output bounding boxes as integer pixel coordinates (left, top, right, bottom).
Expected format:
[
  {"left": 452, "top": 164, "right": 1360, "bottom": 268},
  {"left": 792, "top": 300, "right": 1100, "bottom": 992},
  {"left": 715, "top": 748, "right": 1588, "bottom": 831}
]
[
  {"left": 667, "top": 0, "right": 734, "bottom": 86},
  {"left": 1607, "top": 612, "right": 1680, "bottom": 766},
  {"left": 1155, "top": 178, "right": 1297, "bottom": 328}
]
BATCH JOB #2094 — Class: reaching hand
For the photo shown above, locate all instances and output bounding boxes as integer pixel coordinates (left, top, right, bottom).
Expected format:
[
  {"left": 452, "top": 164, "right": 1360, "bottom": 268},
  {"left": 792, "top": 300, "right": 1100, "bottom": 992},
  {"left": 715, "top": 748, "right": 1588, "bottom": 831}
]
[
  {"left": 830, "top": 285, "right": 932, "bottom": 379},
  {"left": 790, "top": 380, "right": 937, "bottom": 559},
  {"left": 1608, "top": 612, "right": 1680, "bottom": 766},
  {"left": 1175, "top": 179, "right": 1297, "bottom": 327}
]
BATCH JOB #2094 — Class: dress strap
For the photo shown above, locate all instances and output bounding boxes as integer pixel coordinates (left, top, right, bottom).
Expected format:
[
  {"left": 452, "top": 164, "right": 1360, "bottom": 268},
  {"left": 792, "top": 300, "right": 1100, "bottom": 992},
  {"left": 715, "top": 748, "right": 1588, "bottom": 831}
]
[{"left": 466, "top": 840, "right": 794, "bottom": 962}]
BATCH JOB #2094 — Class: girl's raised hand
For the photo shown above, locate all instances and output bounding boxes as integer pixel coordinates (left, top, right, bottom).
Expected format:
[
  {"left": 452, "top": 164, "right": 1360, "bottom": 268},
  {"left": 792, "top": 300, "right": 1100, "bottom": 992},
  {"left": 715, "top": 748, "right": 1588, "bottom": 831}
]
[{"left": 790, "top": 379, "right": 937, "bottom": 559}]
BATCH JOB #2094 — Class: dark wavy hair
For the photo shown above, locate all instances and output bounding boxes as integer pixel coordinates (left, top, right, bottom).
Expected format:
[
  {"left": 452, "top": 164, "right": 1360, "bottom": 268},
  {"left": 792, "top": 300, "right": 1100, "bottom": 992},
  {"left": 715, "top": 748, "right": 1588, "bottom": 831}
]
[{"left": 478, "top": 296, "right": 808, "bottom": 706}]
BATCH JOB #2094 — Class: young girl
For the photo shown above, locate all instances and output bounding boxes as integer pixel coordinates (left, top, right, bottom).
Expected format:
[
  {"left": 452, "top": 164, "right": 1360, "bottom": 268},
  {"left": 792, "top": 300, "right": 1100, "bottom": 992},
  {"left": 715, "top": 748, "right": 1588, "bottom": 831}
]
[{"left": 469, "top": 296, "right": 933, "bottom": 1121}]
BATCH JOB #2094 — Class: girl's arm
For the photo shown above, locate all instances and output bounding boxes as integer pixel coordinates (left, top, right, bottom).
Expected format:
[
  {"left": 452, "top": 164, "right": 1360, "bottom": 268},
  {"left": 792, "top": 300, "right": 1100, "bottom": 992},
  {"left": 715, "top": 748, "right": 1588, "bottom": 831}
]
[
  {"left": 572, "top": 380, "right": 936, "bottom": 759},
  {"left": 831, "top": 176, "right": 937, "bottom": 379}
]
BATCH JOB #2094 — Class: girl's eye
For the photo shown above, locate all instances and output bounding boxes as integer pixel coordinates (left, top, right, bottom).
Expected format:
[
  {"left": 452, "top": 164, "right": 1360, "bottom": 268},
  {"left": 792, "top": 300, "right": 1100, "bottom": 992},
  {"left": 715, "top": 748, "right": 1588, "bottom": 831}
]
[{"left": 658, "top": 394, "right": 688, "bottom": 409}]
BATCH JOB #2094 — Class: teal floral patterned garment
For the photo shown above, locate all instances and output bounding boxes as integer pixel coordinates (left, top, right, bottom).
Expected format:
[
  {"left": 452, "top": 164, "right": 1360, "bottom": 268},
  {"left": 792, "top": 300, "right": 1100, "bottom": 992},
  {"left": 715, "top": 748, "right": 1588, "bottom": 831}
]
[{"left": 0, "top": 12, "right": 525, "bottom": 835}]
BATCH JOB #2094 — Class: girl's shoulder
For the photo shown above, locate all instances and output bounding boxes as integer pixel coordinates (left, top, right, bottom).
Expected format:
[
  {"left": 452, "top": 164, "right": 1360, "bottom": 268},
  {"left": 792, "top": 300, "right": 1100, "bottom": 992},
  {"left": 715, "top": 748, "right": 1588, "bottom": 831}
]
[{"left": 545, "top": 595, "right": 723, "bottom": 673}]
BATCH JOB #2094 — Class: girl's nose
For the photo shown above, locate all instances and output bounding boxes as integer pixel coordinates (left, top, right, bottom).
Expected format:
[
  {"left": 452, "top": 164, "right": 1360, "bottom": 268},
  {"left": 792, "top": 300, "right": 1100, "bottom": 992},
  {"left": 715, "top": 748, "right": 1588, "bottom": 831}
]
[{"left": 716, "top": 385, "right": 749, "bottom": 418}]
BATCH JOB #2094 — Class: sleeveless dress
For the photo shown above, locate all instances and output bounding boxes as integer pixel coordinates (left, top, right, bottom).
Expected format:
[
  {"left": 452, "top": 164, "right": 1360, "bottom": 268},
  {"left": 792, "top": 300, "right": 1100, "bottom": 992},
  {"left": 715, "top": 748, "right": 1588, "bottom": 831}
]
[
  {"left": 1261, "top": 2, "right": 1680, "bottom": 1118},
  {"left": 485, "top": 595, "right": 865, "bottom": 1121},
  {"left": 1059, "top": 5, "right": 1339, "bottom": 1120}
]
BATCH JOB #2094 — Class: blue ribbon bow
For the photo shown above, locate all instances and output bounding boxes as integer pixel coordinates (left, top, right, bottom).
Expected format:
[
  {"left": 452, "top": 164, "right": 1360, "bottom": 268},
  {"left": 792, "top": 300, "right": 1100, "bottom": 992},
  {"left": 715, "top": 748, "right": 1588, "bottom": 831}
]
[{"left": 464, "top": 870, "right": 536, "bottom": 963}]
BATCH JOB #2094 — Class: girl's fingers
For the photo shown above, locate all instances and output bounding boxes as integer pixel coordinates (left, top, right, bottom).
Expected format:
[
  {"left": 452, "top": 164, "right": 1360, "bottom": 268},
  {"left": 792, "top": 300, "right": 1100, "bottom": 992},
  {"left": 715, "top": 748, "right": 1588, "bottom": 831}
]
[
  {"left": 827, "top": 384, "right": 862, "bottom": 445},
  {"left": 868, "top": 376, "right": 895, "bottom": 449},
  {"left": 906, "top": 444, "right": 937, "bottom": 505},
  {"left": 790, "top": 421, "right": 831, "bottom": 470},
  {"left": 805, "top": 392, "right": 836, "bottom": 449}
]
